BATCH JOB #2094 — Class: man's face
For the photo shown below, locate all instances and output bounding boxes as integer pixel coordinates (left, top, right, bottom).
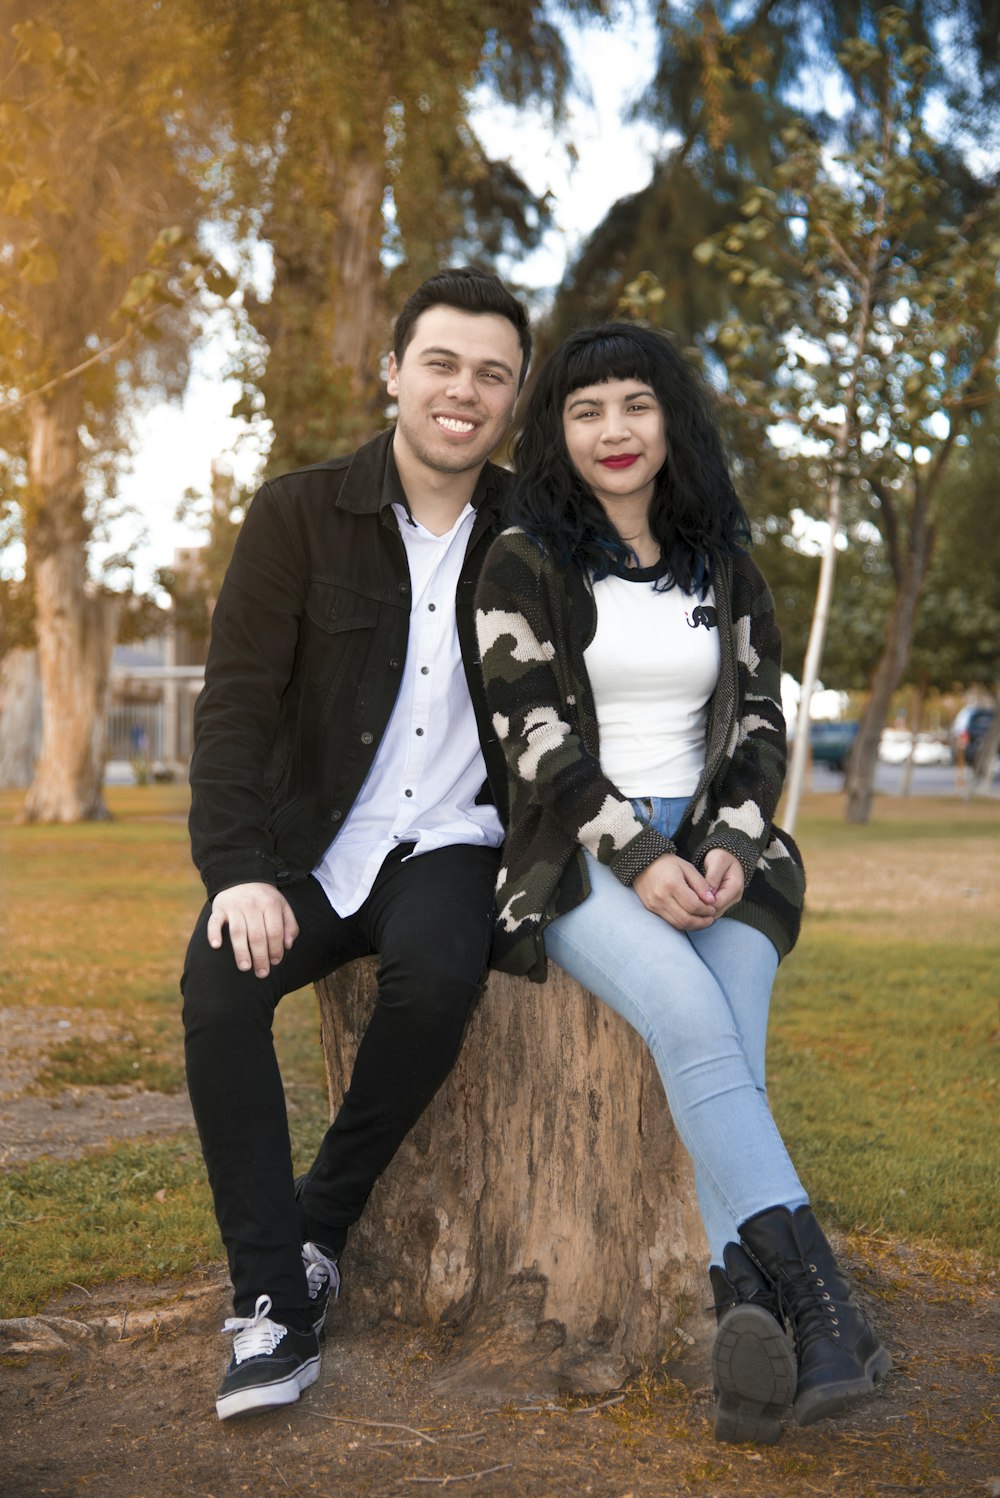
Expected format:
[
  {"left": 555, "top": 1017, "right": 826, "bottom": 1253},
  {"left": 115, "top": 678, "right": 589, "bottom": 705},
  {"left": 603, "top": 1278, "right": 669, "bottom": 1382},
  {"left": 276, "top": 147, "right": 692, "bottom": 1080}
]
[{"left": 387, "top": 306, "right": 522, "bottom": 478}]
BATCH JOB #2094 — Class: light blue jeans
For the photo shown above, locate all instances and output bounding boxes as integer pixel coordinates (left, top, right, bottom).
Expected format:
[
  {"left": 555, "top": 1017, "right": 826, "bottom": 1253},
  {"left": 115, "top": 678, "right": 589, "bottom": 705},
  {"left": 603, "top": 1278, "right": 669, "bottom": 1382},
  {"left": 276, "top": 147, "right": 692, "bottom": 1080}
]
[{"left": 543, "top": 796, "right": 808, "bottom": 1267}]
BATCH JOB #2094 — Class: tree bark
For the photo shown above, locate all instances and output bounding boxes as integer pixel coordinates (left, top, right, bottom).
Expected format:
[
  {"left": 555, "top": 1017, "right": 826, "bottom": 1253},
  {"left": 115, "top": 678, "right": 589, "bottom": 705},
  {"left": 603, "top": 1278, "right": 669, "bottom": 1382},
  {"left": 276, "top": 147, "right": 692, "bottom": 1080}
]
[
  {"left": 315, "top": 960, "right": 706, "bottom": 1397},
  {"left": 0, "top": 648, "right": 43, "bottom": 788},
  {"left": 783, "top": 463, "right": 844, "bottom": 836},
  {"left": 258, "top": 136, "right": 386, "bottom": 474},
  {"left": 21, "top": 386, "right": 117, "bottom": 823},
  {"left": 845, "top": 497, "right": 934, "bottom": 824},
  {"left": 327, "top": 148, "right": 383, "bottom": 380}
]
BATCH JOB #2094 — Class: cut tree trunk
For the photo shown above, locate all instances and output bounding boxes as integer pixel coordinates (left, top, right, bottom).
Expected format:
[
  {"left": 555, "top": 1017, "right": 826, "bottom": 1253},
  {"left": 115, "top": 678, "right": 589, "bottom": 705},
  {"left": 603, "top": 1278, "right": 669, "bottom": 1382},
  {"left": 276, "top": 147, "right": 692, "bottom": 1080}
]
[{"left": 315, "top": 960, "right": 706, "bottom": 1397}]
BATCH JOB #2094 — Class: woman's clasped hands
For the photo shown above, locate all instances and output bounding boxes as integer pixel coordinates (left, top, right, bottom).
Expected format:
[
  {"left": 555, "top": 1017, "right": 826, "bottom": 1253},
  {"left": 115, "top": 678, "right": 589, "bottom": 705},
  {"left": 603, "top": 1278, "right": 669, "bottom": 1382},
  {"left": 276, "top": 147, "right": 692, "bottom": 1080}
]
[{"left": 632, "top": 847, "right": 745, "bottom": 930}]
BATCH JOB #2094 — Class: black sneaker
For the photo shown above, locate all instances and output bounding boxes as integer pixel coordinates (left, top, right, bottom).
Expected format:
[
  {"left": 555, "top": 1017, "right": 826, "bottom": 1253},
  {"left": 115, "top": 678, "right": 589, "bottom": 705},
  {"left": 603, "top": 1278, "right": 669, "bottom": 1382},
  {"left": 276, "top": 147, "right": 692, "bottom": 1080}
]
[
  {"left": 302, "top": 1241, "right": 340, "bottom": 1335},
  {"left": 215, "top": 1295, "right": 321, "bottom": 1420}
]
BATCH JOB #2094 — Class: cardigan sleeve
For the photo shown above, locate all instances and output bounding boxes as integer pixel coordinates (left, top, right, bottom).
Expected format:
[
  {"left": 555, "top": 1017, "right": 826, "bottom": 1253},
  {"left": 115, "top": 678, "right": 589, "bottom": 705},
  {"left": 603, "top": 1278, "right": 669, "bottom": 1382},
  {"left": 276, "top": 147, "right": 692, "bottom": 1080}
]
[
  {"left": 475, "top": 528, "right": 676, "bottom": 884},
  {"left": 688, "top": 554, "right": 789, "bottom": 883}
]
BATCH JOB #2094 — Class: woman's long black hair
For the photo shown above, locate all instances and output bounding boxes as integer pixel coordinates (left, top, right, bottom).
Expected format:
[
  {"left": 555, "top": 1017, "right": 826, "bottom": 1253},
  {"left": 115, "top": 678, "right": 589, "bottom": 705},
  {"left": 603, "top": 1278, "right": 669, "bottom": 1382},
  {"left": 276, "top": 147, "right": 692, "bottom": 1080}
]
[{"left": 508, "top": 322, "right": 750, "bottom": 595}]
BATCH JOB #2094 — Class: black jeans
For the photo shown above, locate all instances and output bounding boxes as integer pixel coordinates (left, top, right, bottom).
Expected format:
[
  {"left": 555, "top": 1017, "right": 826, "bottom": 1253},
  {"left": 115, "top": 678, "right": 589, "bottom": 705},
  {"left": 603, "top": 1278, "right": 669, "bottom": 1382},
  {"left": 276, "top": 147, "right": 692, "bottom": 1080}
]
[{"left": 181, "top": 842, "right": 499, "bottom": 1319}]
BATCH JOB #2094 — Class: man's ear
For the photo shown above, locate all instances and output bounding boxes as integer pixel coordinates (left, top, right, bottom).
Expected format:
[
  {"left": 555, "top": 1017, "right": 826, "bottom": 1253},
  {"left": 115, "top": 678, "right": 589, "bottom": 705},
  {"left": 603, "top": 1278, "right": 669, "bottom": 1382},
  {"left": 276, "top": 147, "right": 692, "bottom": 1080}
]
[{"left": 386, "top": 351, "right": 399, "bottom": 396}]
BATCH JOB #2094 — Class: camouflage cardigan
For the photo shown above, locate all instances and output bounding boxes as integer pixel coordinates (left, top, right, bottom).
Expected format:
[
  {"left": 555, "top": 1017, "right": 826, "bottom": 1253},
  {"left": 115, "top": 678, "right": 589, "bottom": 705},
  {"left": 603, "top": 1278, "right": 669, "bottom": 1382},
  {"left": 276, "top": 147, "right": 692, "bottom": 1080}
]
[{"left": 474, "top": 527, "right": 806, "bottom": 981}]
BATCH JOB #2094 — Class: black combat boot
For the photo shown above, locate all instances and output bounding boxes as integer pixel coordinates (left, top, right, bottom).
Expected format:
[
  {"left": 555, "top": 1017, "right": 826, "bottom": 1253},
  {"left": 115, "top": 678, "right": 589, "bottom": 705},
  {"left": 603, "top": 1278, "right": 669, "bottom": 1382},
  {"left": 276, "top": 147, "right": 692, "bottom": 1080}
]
[
  {"left": 739, "top": 1204, "right": 892, "bottom": 1426},
  {"left": 709, "top": 1242, "right": 796, "bottom": 1444}
]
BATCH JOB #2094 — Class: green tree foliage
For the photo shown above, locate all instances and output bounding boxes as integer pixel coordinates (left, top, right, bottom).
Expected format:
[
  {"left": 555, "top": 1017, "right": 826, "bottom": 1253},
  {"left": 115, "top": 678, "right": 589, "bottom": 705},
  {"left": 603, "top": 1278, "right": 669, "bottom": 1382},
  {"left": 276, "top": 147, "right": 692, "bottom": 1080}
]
[
  {"left": 910, "top": 417, "right": 1000, "bottom": 693},
  {"left": 553, "top": 0, "right": 999, "bottom": 338},
  {"left": 548, "top": 2, "right": 1000, "bottom": 672},
  {"left": 692, "top": 8, "right": 1000, "bottom": 823}
]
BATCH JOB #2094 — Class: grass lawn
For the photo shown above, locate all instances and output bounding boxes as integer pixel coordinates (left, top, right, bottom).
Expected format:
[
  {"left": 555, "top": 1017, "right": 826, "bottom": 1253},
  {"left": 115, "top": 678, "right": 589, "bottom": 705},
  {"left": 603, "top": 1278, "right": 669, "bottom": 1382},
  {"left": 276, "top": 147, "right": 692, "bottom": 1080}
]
[{"left": 0, "top": 785, "right": 997, "bottom": 1316}]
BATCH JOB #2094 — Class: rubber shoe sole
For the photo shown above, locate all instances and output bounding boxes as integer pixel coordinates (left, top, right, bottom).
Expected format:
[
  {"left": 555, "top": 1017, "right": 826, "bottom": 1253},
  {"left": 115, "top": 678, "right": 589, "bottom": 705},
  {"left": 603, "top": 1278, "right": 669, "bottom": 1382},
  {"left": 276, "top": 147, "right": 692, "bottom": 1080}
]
[
  {"left": 794, "top": 1342, "right": 892, "bottom": 1426},
  {"left": 216, "top": 1350, "right": 321, "bottom": 1420},
  {"left": 712, "top": 1304, "right": 796, "bottom": 1444}
]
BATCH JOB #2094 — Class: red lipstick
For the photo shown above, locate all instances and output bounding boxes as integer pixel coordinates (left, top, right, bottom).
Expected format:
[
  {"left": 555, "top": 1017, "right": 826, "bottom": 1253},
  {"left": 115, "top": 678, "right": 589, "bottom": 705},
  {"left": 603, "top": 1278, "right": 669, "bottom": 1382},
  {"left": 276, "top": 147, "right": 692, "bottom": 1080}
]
[{"left": 599, "top": 454, "right": 639, "bottom": 468}]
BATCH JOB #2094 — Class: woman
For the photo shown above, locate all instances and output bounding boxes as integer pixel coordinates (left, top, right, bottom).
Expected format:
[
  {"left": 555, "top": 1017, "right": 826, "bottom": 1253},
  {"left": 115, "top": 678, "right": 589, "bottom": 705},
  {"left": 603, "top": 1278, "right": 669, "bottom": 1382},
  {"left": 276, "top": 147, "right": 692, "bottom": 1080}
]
[{"left": 475, "top": 322, "right": 890, "bottom": 1445}]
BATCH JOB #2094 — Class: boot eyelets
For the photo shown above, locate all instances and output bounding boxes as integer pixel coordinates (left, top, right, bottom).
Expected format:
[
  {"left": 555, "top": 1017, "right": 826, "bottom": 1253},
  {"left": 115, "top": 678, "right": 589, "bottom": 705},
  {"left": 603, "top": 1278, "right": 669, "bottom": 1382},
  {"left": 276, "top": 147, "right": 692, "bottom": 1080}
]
[{"left": 815, "top": 1277, "right": 824, "bottom": 1286}]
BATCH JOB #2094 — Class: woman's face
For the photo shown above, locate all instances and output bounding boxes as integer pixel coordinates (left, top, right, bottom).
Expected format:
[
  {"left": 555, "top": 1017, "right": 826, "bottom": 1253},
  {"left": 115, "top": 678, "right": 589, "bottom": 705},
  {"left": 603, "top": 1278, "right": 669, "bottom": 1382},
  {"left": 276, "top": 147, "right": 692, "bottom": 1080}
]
[{"left": 561, "top": 378, "right": 667, "bottom": 523}]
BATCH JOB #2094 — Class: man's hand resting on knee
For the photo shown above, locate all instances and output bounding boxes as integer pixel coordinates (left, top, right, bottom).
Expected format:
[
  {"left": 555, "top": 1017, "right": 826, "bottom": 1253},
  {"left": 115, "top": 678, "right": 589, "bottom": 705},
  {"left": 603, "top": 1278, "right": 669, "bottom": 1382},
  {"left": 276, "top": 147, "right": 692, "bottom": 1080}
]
[{"left": 207, "top": 883, "right": 300, "bottom": 978}]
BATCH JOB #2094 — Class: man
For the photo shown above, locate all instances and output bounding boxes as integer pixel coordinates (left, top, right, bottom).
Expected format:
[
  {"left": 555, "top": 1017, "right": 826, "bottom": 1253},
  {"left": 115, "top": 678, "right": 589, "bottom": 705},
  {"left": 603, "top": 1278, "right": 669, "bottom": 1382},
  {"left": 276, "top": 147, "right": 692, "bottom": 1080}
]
[{"left": 181, "top": 268, "right": 530, "bottom": 1419}]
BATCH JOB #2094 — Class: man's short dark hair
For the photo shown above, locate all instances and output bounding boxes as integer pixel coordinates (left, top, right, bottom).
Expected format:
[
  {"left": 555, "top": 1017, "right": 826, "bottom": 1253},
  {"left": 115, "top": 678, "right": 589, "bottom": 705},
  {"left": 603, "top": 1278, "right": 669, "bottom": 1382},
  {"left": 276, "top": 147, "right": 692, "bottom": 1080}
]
[{"left": 393, "top": 266, "right": 532, "bottom": 387}]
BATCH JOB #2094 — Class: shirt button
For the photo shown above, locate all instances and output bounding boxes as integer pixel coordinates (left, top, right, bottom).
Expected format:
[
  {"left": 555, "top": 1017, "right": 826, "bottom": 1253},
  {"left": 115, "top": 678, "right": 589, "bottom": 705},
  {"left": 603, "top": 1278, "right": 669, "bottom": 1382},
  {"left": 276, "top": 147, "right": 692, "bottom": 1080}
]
[
  {"left": 415, "top": 727, "right": 424, "bottom": 736},
  {"left": 404, "top": 788, "right": 413, "bottom": 798},
  {"left": 420, "top": 666, "right": 429, "bottom": 675},
  {"left": 428, "top": 602, "right": 436, "bottom": 612},
  {"left": 361, "top": 731, "right": 374, "bottom": 745}
]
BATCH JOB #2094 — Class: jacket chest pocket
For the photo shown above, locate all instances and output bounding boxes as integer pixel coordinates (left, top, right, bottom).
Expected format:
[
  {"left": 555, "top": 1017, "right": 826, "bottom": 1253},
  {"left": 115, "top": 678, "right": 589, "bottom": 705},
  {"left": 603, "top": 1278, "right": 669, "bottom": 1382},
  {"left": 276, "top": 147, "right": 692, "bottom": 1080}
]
[{"left": 306, "top": 582, "right": 382, "bottom": 635}]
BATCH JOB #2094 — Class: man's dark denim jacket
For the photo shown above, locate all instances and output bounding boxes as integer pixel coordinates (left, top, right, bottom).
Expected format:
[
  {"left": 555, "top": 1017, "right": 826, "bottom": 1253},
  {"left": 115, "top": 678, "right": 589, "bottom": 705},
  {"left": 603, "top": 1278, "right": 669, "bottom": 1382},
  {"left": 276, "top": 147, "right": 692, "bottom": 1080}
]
[{"left": 189, "top": 428, "right": 510, "bottom": 900}]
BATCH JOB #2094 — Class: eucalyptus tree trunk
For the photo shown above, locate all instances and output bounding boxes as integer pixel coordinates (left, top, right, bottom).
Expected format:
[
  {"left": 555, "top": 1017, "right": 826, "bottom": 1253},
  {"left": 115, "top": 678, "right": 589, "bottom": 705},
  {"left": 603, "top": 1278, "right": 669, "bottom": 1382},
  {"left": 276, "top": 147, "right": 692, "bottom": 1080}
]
[
  {"left": 782, "top": 462, "right": 844, "bottom": 836},
  {"left": 21, "top": 386, "right": 116, "bottom": 823},
  {"left": 0, "top": 648, "right": 43, "bottom": 788},
  {"left": 258, "top": 140, "right": 386, "bottom": 474},
  {"left": 327, "top": 149, "right": 383, "bottom": 379},
  {"left": 315, "top": 961, "right": 707, "bottom": 1396},
  {"left": 845, "top": 498, "right": 935, "bottom": 825}
]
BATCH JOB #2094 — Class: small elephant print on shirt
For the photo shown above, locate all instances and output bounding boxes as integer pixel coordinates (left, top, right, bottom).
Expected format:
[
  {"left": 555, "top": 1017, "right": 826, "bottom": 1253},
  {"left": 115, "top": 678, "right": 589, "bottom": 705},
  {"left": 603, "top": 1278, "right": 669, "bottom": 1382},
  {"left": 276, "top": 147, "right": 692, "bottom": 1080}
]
[{"left": 686, "top": 605, "right": 718, "bottom": 631}]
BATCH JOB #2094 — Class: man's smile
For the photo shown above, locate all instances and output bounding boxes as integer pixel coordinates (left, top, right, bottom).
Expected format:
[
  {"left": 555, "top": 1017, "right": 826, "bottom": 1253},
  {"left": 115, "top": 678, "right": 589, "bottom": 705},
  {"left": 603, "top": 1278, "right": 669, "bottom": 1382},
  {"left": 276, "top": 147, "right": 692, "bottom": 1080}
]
[{"left": 434, "top": 414, "right": 479, "bottom": 435}]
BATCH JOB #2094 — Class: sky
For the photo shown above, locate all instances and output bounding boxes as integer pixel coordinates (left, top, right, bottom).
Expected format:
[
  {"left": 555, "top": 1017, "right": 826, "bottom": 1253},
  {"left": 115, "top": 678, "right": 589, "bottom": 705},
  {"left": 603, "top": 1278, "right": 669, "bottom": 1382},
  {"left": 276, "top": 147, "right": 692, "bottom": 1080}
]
[{"left": 106, "top": 13, "right": 666, "bottom": 589}]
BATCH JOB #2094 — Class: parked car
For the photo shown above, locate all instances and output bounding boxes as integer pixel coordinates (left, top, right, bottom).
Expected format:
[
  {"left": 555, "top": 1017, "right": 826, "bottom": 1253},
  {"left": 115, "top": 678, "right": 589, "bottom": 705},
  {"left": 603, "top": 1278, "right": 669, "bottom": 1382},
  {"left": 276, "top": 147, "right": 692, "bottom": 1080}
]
[
  {"left": 809, "top": 719, "right": 859, "bottom": 772},
  {"left": 951, "top": 705, "right": 997, "bottom": 770},
  {"left": 879, "top": 729, "right": 953, "bottom": 766}
]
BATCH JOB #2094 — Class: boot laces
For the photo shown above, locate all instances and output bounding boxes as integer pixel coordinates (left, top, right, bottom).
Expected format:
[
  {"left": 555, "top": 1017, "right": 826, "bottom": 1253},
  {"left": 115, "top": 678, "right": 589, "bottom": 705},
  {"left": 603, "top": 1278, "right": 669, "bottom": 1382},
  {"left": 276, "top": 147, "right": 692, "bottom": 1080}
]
[
  {"left": 778, "top": 1255, "right": 842, "bottom": 1349},
  {"left": 221, "top": 1294, "right": 288, "bottom": 1363},
  {"left": 302, "top": 1242, "right": 340, "bottom": 1302}
]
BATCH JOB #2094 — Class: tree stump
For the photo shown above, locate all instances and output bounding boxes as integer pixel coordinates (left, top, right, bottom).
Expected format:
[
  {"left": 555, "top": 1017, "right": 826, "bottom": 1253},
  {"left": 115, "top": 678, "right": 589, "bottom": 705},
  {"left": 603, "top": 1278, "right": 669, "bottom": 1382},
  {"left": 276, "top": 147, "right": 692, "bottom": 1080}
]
[{"left": 315, "top": 961, "right": 707, "bottom": 1396}]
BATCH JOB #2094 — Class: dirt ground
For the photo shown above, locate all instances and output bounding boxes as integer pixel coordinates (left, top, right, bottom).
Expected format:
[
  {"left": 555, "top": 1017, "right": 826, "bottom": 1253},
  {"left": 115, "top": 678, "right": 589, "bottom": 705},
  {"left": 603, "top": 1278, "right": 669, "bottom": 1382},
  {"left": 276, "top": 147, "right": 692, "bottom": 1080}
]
[{"left": 1, "top": 1008, "right": 998, "bottom": 1498}]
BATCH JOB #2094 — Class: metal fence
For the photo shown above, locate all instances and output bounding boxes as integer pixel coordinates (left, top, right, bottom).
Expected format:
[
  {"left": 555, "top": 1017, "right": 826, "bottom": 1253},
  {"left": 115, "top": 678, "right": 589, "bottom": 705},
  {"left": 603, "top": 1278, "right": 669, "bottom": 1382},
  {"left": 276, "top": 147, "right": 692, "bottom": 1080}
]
[{"left": 106, "top": 702, "right": 164, "bottom": 762}]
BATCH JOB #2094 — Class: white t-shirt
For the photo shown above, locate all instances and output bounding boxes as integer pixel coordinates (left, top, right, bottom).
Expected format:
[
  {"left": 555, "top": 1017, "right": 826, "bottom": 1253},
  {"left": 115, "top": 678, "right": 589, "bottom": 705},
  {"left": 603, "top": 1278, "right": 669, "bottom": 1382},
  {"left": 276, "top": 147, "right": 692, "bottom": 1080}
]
[{"left": 584, "top": 560, "right": 721, "bottom": 798}]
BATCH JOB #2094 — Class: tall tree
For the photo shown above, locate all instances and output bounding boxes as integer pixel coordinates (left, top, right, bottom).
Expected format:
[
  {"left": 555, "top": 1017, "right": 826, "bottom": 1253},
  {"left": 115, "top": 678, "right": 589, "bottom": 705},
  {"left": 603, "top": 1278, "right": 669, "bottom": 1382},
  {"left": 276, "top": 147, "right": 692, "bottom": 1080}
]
[
  {"left": 554, "top": 0, "right": 999, "bottom": 334},
  {"left": 213, "top": 0, "right": 612, "bottom": 474},
  {"left": 0, "top": 6, "right": 236, "bottom": 821},
  {"left": 673, "top": 8, "right": 999, "bottom": 826}
]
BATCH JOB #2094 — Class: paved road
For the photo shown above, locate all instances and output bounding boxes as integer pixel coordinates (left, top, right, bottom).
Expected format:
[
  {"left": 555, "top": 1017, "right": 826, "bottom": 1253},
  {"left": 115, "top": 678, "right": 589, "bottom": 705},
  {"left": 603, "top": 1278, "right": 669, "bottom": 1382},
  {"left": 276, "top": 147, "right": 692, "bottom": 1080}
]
[{"left": 808, "top": 760, "right": 1000, "bottom": 798}]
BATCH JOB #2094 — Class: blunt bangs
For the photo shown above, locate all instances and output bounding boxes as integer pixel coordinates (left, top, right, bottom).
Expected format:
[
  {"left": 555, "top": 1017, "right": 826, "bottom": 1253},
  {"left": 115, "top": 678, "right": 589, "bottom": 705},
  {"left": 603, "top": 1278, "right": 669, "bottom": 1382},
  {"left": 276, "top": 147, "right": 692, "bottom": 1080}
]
[{"left": 556, "top": 334, "right": 658, "bottom": 407}]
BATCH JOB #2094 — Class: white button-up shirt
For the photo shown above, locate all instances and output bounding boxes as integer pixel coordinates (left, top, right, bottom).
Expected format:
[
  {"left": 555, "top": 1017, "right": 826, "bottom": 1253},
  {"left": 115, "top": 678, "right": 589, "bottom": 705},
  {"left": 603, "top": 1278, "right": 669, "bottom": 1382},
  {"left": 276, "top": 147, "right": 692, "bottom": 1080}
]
[{"left": 312, "top": 501, "right": 503, "bottom": 917}]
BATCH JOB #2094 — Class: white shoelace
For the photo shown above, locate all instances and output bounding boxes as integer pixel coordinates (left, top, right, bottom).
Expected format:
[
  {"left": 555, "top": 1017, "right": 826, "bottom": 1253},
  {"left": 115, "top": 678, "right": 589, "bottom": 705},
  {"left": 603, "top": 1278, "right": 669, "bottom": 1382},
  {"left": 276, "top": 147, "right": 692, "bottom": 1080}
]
[
  {"left": 302, "top": 1243, "right": 340, "bottom": 1302},
  {"left": 221, "top": 1294, "right": 288, "bottom": 1363}
]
